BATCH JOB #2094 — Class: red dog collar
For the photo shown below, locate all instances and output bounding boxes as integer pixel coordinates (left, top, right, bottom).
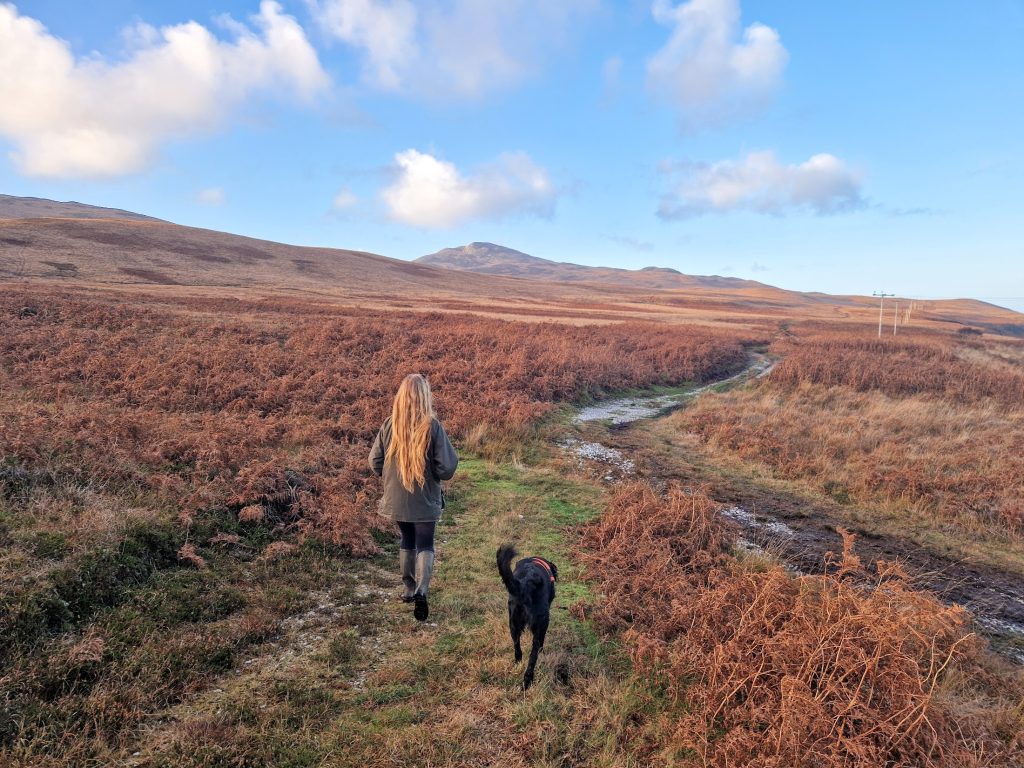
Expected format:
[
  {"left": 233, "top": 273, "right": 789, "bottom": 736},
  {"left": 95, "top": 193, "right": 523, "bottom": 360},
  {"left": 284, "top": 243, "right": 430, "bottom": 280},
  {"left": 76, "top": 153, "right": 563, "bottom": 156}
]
[{"left": 532, "top": 557, "right": 555, "bottom": 583}]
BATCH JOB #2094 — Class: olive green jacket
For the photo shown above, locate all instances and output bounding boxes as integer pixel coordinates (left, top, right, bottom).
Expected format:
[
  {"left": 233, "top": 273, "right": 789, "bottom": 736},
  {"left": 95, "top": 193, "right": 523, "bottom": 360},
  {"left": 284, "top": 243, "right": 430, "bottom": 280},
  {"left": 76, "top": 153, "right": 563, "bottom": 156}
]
[{"left": 369, "top": 417, "right": 458, "bottom": 523}]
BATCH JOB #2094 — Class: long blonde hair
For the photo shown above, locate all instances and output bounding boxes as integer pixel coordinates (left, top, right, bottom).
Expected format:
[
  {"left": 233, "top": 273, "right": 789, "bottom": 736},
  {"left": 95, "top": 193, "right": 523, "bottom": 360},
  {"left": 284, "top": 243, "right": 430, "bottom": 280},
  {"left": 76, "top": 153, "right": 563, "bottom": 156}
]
[{"left": 386, "top": 374, "right": 435, "bottom": 492}]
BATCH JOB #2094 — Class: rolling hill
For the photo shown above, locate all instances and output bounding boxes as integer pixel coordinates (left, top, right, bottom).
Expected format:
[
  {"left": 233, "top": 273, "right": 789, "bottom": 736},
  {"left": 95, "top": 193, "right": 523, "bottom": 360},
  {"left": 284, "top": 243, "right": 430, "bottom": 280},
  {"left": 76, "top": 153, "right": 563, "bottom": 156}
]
[
  {"left": 417, "top": 241, "right": 769, "bottom": 291},
  {"left": 1, "top": 194, "right": 1021, "bottom": 333},
  {"left": 0, "top": 194, "right": 164, "bottom": 222}
]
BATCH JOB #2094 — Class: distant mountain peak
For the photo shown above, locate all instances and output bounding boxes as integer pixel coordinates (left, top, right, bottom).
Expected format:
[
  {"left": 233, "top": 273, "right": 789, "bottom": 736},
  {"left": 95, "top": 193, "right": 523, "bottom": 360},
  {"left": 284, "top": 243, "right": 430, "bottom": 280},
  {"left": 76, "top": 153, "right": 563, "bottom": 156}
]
[
  {"left": 416, "top": 242, "right": 767, "bottom": 291},
  {"left": 4, "top": 195, "right": 1018, "bottom": 333}
]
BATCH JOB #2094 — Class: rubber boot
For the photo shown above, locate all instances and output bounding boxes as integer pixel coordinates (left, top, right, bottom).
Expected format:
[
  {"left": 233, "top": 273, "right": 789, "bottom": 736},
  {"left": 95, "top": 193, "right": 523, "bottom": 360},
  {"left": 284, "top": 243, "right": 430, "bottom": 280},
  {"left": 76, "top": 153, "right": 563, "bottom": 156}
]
[
  {"left": 413, "top": 550, "right": 434, "bottom": 621},
  {"left": 399, "top": 549, "right": 416, "bottom": 603}
]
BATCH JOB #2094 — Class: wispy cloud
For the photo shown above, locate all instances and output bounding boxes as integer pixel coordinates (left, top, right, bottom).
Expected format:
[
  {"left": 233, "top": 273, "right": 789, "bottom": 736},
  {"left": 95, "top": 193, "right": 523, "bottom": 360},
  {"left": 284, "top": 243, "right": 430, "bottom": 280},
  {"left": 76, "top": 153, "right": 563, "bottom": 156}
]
[
  {"left": 659, "top": 150, "right": 864, "bottom": 218},
  {"left": 0, "top": 1, "right": 328, "bottom": 178},
  {"left": 310, "top": 0, "right": 597, "bottom": 100},
  {"left": 197, "top": 187, "right": 226, "bottom": 206},
  {"left": 647, "top": 0, "right": 787, "bottom": 129},
  {"left": 600, "top": 55, "right": 623, "bottom": 106},
  {"left": 609, "top": 234, "right": 655, "bottom": 252},
  {"left": 884, "top": 206, "right": 939, "bottom": 218},
  {"left": 331, "top": 188, "right": 359, "bottom": 213},
  {"left": 381, "top": 149, "right": 558, "bottom": 228}
]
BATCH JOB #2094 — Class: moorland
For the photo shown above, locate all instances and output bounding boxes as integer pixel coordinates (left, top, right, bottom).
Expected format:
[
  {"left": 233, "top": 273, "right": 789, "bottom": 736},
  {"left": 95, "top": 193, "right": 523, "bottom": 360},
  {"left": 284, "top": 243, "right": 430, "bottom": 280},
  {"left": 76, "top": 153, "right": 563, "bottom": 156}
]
[{"left": 1, "top": 196, "right": 1022, "bottom": 767}]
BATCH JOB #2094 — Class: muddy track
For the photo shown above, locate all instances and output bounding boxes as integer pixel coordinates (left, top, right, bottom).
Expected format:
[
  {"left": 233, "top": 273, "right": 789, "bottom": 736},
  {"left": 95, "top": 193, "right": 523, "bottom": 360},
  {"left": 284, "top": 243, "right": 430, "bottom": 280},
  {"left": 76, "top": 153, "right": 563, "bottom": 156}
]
[{"left": 563, "top": 354, "right": 1024, "bottom": 663}]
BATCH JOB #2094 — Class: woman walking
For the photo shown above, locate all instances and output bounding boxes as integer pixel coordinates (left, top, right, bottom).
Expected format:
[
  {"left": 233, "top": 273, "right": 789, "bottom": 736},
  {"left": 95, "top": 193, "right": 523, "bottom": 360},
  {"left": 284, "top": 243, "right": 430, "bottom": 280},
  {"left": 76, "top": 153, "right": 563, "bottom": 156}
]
[{"left": 369, "top": 374, "right": 458, "bottom": 621}]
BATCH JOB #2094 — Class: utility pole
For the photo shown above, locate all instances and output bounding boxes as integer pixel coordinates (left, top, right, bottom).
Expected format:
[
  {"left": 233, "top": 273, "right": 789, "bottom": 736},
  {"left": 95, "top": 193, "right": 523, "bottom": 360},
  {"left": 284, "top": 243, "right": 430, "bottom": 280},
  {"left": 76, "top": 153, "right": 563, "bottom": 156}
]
[
  {"left": 873, "top": 292, "right": 894, "bottom": 338},
  {"left": 893, "top": 301, "right": 899, "bottom": 335}
]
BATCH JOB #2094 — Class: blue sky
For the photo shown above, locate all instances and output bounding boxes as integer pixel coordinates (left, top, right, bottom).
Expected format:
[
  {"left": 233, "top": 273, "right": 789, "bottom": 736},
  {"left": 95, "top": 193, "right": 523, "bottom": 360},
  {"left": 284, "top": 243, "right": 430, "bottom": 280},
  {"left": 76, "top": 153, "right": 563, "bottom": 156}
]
[{"left": 1, "top": 1, "right": 1022, "bottom": 311}]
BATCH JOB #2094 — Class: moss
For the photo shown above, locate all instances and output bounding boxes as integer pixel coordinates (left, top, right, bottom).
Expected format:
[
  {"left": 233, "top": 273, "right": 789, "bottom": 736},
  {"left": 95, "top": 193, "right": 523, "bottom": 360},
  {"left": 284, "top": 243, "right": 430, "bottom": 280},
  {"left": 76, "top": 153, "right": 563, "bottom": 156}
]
[
  {"left": 823, "top": 480, "right": 852, "bottom": 505},
  {"left": 50, "top": 522, "right": 181, "bottom": 624},
  {"left": 23, "top": 531, "right": 69, "bottom": 560},
  {"left": 130, "top": 570, "right": 247, "bottom": 626},
  {"left": 194, "top": 505, "right": 275, "bottom": 550},
  {"left": 0, "top": 588, "right": 74, "bottom": 656},
  {"left": 355, "top": 683, "right": 423, "bottom": 707},
  {"left": 264, "top": 680, "right": 347, "bottom": 731},
  {"left": 544, "top": 496, "right": 598, "bottom": 527},
  {"left": 325, "top": 630, "right": 361, "bottom": 670}
]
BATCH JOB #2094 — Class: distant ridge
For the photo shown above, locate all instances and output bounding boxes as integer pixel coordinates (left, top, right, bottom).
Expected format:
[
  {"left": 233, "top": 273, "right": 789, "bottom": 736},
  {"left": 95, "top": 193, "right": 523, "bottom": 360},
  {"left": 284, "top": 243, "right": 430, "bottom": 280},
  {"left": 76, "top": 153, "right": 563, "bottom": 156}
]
[
  {"left": 1, "top": 195, "right": 1019, "bottom": 334},
  {"left": 416, "top": 241, "right": 768, "bottom": 291},
  {"left": 0, "top": 194, "right": 165, "bottom": 222}
]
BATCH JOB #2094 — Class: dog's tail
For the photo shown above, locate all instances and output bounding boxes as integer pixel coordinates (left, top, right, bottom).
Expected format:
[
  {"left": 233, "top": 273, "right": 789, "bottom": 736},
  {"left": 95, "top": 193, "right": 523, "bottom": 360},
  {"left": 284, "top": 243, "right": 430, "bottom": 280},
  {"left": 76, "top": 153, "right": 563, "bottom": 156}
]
[{"left": 496, "top": 543, "right": 519, "bottom": 597}]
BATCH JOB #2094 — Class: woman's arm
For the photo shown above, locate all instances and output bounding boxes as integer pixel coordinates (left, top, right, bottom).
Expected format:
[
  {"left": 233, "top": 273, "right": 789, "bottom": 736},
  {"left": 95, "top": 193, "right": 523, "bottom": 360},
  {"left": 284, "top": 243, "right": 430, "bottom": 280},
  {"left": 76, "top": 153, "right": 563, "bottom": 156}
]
[
  {"left": 368, "top": 423, "right": 387, "bottom": 476},
  {"left": 431, "top": 421, "right": 459, "bottom": 481}
]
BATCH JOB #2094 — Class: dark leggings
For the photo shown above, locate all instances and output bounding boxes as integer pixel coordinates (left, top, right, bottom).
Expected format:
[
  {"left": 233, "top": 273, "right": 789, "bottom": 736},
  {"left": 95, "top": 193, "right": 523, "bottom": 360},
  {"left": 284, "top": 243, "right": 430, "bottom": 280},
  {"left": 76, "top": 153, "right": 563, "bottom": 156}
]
[{"left": 397, "top": 521, "right": 435, "bottom": 552}]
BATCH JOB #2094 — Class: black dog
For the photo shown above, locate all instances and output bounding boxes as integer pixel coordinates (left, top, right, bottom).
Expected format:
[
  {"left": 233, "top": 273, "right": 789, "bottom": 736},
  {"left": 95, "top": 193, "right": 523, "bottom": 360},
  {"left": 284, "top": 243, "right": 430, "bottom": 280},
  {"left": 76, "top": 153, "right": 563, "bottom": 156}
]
[{"left": 496, "top": 544, "right": 557, "bottom": 689}]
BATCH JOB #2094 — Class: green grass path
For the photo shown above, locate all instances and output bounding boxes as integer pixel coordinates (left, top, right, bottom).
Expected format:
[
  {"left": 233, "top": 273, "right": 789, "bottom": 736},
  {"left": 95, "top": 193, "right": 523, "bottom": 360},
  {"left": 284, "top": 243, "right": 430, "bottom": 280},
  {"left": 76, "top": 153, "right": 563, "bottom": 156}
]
[{"left": 137, "top": 458, "right": 670, "bottom": 767}]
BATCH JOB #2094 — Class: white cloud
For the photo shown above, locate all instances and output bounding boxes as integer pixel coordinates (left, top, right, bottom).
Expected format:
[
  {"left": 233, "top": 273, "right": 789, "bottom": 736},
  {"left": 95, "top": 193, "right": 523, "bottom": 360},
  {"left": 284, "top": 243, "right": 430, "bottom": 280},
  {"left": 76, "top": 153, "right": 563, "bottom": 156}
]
[
  {"left": 310, "top": 0, "right": 597, "bottom": 99},
  {"left": 331, "top": 187, "right": 359, "bottom": 211},
  {"left": 197, "top": 186, "right": 226, "bottom": 206},
  {"left": 600, "top": 55, "right": 623, "bottom": 105},
  {"left": 647, "top": 0, "right": 787, "bottom": 128},
  {"left": 659, "top": 150, "right": 864, "bottom": 218},
  {"left": 381, "top": 149, "right": 557, "bottom": 228},
  {"left": 311, "top": 0, "right": 416, "bottom": 91},
  {"left": 609, "top": 234, "right": 654, "bottom": 252},
  {"left": 0, "top": 1, "right": 329, "bottom": 178}
]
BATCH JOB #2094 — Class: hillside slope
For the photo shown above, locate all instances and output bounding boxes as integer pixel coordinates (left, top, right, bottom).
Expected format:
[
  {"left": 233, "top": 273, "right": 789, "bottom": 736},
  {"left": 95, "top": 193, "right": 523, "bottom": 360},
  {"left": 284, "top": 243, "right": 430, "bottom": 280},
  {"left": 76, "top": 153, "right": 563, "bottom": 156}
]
[
  {"left": 417, "top": 241, "right": 771, "bottom": 291},
  {"left": 0, "top": 216, "right": 540, "bottom": 299},
  {"left": 0, "top": 194, "right": 164, "bottom": 222},
  {"left": 1, "top": 195, "right": 1020, "bottom": 332}
]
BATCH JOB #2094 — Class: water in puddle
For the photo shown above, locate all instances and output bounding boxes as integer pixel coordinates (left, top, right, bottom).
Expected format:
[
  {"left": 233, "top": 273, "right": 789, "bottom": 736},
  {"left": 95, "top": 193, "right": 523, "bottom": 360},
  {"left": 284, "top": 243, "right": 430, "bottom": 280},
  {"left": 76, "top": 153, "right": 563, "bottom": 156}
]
[
  {"left": 721, "top": 505, "right": 796, "bottom": 538},
  {"left": 574, "top": 357, "right": 775, "bottom": 427},
  {"left": 560, "top": 357, "right": 1024, "bottom": 658},
  {"left": 557, "top": 437, "right": 635, "bottom": 475}
]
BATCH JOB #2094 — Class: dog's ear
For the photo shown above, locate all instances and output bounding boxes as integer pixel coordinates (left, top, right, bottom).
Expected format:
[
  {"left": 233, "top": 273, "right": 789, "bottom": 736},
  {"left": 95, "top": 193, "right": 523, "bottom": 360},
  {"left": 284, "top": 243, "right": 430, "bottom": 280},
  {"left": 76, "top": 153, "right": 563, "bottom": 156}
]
[{"left": 549, "top": 561, "right": 558, "bottom": 581}]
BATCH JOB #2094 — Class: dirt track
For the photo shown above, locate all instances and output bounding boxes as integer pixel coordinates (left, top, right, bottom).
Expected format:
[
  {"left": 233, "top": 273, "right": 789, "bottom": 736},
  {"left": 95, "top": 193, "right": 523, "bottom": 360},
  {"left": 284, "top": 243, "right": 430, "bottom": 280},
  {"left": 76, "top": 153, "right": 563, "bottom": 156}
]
[{"left": 561, "top": 355, "right": 1024, "bottom": 664}]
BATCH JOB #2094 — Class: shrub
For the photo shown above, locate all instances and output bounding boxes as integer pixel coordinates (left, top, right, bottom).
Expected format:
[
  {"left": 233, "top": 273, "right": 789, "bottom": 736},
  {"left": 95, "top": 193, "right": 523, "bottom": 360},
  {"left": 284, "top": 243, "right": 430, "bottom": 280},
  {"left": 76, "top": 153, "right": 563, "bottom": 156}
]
[
  {"left": 1, "top": 287, "right": 751, "bottom": 554},
  {"left": 577, "top": 484, "right": 1024, "bottom": 767}
]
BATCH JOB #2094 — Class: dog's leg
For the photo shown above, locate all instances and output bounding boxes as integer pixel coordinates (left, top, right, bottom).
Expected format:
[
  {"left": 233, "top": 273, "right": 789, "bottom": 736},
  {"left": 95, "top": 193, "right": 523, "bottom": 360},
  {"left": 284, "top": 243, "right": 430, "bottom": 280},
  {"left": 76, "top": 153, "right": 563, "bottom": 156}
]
[
  {"left": 522, "top": 616, "right": 548, "bottom": 690},
  {"left": 509, "top": 601, "right": 524, "bottom": 663}
]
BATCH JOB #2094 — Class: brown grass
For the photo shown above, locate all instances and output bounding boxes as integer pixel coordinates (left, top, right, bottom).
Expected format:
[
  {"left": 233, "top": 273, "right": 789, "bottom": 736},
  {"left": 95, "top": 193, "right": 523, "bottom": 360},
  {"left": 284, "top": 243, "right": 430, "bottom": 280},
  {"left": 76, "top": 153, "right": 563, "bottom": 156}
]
[
  {"left": 677, "top": 331, "right": 1024, "bottom": 540},
  {"left": 682, "top": 384, "right": 1024, "bottom": 537},
  {"left": 769, "top": 335, "right": 1024, "bottom": 405},
  {"left": 1, "top": 286, "right": 748, "bottom": 556},
  {"left": 4, "top": 283, "right": 1021, "bottom": 766},
  {"left": 577, "top": 484, "right": 1024, "bottom": 767},
  {"left": 0, "top": 286, "right": 754, "bottom": 762}
]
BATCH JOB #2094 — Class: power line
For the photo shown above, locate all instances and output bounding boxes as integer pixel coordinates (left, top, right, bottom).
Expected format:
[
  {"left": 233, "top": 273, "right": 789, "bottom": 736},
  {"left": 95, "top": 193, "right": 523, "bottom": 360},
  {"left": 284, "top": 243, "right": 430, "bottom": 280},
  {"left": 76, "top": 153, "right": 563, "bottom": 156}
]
[
  {"left": 899, "top": 296, "right": 1024, "bottom": 301},
  {"left": 872, "top": 292, "right": 895, "bottom": 338}
]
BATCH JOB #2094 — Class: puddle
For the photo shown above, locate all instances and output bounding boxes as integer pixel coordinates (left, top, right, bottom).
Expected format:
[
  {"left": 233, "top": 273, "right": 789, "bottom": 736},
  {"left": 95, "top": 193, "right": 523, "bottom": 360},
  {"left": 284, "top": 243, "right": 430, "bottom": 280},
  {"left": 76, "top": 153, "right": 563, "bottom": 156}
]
[
  {"left": 725, "top": 509, "right": 805, "bottom": 575},
  {"left": 974, "top": 617, "right": 1024, "bottom": 664},
  {"left": 562, "top": 354, "right": 774, "bottom": 485},
  {"left": 557, "top": 351, "right": 1024, "bottom": 663},
  {"left": 574, "top": 355, "right": 775, "bottom": 426},
  {"left": 721, "top": 505, "right": 796, "bottom": 538},
  {"left": 574, "top": 394, "right": 688, "bottom": 426},
  {"left": 557, "top": 437, "right": 635, "bottom": 476}
]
